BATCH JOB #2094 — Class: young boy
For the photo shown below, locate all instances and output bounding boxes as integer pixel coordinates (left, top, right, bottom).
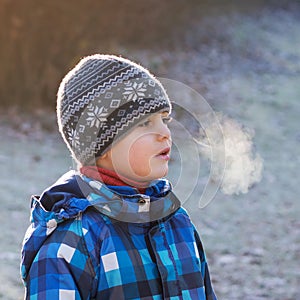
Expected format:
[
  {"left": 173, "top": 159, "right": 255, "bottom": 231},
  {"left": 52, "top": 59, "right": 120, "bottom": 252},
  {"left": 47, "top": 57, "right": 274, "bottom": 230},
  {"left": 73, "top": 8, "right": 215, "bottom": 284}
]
[{"left": 21, "top": 54, "right": 217, "bottom": 299}]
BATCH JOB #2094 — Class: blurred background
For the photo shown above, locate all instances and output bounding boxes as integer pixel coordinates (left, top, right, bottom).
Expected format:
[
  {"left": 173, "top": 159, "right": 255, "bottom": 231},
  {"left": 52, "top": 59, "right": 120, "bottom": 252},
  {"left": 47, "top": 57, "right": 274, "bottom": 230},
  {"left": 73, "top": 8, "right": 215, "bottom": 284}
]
[{"left": 0, "top": 0, "right": 299, "bottom": 299}]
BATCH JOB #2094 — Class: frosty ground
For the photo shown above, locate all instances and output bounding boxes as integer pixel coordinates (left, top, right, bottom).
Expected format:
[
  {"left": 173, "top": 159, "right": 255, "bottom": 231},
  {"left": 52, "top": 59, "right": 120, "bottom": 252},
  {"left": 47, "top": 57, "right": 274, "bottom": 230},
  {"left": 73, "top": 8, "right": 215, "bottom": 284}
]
[{"left": 1, "top": 4, "right": 300, "bottom": 300}]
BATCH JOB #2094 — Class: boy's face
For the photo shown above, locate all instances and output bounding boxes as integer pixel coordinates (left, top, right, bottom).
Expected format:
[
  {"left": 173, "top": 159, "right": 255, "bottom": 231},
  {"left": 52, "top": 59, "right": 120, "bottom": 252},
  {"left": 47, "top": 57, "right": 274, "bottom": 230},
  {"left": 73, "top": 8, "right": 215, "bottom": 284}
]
[{"left": 97, "top": 111, "right": 172, "bottom": 185}]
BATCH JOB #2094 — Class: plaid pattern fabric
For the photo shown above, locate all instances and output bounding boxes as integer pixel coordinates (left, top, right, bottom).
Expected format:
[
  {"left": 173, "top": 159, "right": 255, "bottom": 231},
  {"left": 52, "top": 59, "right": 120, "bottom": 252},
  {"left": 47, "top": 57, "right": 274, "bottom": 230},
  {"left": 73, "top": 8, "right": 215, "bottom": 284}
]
[
  {"left": 21, "top": 171, "right": 217, "bottom": 300},
  {"left": 82, "top": 175, "right": 181, "bottom": 223}
]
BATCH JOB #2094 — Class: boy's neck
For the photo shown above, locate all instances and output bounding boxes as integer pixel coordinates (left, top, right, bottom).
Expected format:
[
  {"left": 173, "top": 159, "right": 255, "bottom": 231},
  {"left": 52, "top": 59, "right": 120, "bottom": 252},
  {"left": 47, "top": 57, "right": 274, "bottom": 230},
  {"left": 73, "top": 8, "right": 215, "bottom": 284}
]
[{"left": 80, "top": 166, "right": 148, "bottom": 193}]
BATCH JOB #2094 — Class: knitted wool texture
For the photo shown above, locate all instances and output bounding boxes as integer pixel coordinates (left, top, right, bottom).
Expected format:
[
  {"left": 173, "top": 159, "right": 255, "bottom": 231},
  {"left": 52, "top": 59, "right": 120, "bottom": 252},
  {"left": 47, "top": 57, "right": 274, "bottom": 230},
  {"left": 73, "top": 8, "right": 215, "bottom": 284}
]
[{"left": 57, "top": 54, "right": 171, "bottom": 165}]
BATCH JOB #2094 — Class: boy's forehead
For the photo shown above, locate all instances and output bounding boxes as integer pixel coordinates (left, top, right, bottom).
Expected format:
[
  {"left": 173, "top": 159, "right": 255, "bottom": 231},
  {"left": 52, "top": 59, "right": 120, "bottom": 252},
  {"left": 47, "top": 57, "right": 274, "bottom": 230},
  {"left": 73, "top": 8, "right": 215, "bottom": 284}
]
[{"left": 143, "top": 110, "right": 170, "bottom": 119}]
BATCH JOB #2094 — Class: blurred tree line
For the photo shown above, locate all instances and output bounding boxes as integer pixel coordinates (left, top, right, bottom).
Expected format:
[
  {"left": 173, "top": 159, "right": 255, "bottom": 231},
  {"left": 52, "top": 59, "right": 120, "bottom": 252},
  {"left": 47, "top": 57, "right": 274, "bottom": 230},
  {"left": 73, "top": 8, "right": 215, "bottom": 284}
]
[
  {"left": 0, "top": 0, "right": 198, "bottom": 110},
  {"left": 0, "top": 0, "right": 296, "bottom": 111}
]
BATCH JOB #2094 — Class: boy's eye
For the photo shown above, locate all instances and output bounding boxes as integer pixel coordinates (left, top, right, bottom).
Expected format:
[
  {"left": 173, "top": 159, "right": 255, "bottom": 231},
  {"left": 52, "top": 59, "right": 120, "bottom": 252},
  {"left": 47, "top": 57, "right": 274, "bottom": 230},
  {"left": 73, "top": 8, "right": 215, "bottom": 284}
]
[
  {"left": 138, "top": 115, "right": 172, "bottom": 128},
  {"left": 138, "top": 119, "right": 151, "bottom": 127}
]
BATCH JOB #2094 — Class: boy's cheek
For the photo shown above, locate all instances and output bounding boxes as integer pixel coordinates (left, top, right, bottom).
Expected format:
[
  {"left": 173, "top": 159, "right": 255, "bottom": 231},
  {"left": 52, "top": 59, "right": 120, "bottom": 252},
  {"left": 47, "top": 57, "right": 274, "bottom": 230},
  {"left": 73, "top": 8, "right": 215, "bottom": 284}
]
[{"left": 129, "top": 156, "right": 152, "bottom": 177}]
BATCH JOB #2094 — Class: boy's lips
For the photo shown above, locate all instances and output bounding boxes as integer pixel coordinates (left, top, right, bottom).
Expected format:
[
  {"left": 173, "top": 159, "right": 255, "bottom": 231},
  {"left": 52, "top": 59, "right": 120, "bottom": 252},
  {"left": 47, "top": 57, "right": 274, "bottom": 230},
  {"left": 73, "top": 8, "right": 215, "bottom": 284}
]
[{"left": 156, "top": 147, "right": 171, "bottom": 160}]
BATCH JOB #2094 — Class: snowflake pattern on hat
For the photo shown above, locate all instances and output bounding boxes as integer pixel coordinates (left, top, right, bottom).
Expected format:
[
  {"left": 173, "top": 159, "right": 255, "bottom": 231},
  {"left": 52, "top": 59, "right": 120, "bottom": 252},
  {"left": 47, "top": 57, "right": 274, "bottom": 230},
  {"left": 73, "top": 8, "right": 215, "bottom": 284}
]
[
  {"left": 123, "top": 81, "right": 147, "bottom": 101},
  {"left": 86, "top": 106, "right": 108, "bottom": 128}
]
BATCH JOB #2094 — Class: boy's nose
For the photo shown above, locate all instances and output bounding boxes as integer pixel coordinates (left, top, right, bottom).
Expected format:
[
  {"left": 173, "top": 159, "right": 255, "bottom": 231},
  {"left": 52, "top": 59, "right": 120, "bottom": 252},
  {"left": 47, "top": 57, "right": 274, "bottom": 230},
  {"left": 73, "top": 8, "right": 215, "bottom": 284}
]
[{"left": 157, "top": 123, "right": 171, "bottom": 141}]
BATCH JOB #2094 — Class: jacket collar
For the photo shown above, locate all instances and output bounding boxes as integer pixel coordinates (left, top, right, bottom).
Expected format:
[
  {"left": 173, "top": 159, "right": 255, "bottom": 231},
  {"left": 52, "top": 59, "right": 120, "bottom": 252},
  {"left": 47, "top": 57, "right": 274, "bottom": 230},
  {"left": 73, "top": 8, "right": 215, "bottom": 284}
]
[
  {"left": 33, "top": 171, "right": 181, "bottom": 225},
  {"left": 81, "top": 174, "right": 181, "bottom": 223}
]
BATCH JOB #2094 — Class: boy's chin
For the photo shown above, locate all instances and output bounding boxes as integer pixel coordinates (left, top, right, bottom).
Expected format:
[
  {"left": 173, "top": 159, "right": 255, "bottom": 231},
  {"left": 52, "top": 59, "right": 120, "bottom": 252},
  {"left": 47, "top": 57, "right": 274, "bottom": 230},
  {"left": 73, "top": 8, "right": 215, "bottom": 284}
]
[
  {"left": 135, "top": 170, "right": 169, "bottom": 183},
  {"left": 151, "top": 167, "right": 169, "bottom": 180}
]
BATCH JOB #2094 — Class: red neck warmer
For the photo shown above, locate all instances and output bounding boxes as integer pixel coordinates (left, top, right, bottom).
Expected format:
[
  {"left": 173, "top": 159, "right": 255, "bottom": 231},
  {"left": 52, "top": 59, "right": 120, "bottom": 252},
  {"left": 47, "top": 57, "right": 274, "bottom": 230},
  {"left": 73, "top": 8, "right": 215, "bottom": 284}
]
[{"left": 80, "top": 166, "right": 147, "bottom": 193}]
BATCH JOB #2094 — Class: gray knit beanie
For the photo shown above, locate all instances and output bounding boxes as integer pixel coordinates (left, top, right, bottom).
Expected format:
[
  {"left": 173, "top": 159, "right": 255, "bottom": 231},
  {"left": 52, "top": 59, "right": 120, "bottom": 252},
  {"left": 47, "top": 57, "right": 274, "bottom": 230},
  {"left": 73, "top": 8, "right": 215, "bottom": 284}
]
[{"left": 57, "top": 54, "right": 172, "bottom": 165}]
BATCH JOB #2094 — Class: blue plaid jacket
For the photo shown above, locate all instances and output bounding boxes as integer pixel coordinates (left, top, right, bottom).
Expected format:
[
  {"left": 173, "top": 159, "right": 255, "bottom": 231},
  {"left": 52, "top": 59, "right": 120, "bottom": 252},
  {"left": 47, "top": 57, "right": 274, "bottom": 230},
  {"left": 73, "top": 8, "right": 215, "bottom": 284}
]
[{"left": 21, "top": 171, "right": 217, "bottom": 300}]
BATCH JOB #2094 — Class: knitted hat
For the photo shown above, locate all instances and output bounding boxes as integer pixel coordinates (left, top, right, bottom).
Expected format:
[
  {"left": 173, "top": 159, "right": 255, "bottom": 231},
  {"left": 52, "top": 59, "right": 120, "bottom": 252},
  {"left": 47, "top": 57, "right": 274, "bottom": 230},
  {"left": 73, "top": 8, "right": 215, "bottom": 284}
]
[{"left": 57, "top": 54, "right": 171, "bottom": 165}]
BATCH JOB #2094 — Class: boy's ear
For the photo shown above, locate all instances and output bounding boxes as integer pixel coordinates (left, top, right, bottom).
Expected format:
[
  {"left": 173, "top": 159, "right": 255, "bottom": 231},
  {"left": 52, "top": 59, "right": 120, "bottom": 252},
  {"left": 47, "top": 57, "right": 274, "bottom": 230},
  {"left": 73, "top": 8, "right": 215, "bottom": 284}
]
[
  {"left": 100, "top": 152, "right": 108, "bottom": 159},
  {"left": 96, "top": 150, "right": 112, "bottom": 169}
]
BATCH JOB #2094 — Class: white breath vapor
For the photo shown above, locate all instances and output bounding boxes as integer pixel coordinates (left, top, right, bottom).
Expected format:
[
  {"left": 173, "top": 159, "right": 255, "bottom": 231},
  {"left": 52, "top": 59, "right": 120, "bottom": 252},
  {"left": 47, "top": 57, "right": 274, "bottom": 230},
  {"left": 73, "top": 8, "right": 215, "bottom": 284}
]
[{"left": 197, "top": 112, "right": 264, "bottom": 195}]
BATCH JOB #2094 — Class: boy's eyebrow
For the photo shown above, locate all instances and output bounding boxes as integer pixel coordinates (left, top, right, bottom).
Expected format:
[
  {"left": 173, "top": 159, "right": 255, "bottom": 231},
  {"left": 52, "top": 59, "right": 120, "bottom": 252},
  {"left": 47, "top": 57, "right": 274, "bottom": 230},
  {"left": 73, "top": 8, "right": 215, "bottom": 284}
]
[{"left": 160, "top": 110, "right": 170, "bottom": 115}]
